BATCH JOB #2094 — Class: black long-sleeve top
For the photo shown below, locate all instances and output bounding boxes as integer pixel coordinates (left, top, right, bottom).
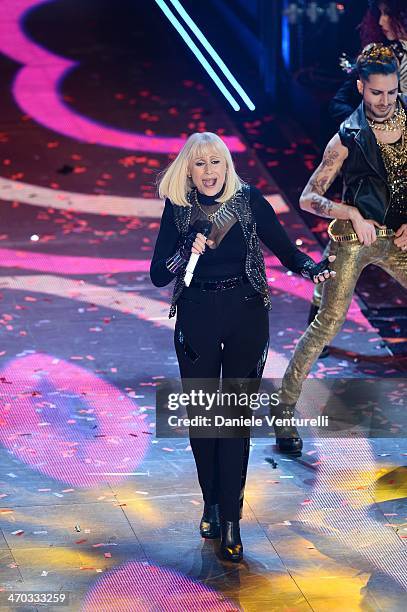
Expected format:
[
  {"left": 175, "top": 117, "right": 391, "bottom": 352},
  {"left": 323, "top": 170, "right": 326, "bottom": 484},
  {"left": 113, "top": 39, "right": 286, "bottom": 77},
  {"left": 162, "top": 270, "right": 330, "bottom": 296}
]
[{"left": 150, "top": 186, "right": 312, "bottom": 287}]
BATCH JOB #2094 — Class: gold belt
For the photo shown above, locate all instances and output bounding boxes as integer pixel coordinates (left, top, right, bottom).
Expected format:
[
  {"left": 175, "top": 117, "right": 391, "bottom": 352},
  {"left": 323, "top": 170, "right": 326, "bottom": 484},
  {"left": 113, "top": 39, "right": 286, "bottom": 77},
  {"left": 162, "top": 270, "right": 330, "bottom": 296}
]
[{"left": 328, "top": 220, "right": 395, "bottom": 243}]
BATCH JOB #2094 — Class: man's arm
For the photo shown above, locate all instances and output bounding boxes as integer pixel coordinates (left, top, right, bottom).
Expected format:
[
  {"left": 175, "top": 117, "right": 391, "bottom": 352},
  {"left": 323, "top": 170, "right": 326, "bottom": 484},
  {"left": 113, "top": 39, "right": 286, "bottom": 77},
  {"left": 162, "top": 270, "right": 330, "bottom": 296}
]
[
  {"left": 300, "top": 134, "right": 384, "bottom": 246},
  {"left": 299, "top": 134, "right": 352, "bottom": 219}
]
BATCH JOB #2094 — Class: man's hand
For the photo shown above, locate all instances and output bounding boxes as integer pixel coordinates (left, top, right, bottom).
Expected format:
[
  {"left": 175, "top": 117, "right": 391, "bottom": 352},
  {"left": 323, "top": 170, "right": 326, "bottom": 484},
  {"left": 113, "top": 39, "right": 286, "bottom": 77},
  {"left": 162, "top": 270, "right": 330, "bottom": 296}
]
[
  {"left": 349, "top": 210, "right": 385, "bottom": 246},
  {"left": 394, "top": 224, "right": 407, "bottom": 251}
]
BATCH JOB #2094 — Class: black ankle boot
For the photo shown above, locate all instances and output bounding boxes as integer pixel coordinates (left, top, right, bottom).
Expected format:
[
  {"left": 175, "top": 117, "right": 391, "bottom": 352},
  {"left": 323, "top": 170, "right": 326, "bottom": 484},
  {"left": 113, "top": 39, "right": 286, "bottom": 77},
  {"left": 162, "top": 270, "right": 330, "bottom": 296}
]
[
  {"left": 276, "top": 435, "right": 303, "bottom": 456},
  {"left": 199, "top": 503, "right": 220, "bottom": 539},
  {"left": 272, "top": 403, "right": 303, "bottom": 457},
  {"left": 308, "top": 303, "right": 330, "bottom": 358},
  {"left": 220, "top": 520, "right": 243, "bottom": 562}
]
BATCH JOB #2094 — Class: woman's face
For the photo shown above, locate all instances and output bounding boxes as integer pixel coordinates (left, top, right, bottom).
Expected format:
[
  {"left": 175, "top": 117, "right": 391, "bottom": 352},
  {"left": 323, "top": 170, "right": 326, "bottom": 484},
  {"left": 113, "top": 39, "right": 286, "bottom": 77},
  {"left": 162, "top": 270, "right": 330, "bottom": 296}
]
[
  {"left": 189, "top": 149, "right": 227, "bottom": 196},
  {"left": 378, "top": 3, "right": 406, "bottom": 40}
]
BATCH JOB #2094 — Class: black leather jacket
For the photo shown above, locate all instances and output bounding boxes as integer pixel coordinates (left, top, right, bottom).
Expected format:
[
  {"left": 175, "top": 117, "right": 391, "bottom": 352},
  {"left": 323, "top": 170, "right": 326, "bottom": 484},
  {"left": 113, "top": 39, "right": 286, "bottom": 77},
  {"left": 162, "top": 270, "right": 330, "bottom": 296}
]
[
  {"left": 329, "top": 73, "right": 361, "bottom": 125},
  {"left": 338, "top": 94, "right": 407, "bottom": 225}
]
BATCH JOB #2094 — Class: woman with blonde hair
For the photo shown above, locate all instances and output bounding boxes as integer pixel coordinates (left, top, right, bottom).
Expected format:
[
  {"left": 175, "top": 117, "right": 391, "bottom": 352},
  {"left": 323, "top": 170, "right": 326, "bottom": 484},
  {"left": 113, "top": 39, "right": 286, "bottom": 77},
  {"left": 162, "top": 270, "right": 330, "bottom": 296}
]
[{"left": 150, "top": 131, "right": 335, "bottom": 562}]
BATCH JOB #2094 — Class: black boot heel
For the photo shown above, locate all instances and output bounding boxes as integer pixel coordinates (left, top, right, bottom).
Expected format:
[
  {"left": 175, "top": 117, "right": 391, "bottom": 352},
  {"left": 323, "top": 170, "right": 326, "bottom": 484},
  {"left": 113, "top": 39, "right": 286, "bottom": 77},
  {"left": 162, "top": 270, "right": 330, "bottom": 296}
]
[
  {"left": 200, "top": 503, "right": 220, "bottom": 539},
  {"left": 276, "top": 435, "right": 303, "bottom": 456},
  {"left": 220, "top": 520, "right": 243, "bottom": 562},
  {"left": 272, "top": 403, "right": 303, "bottom": 457}
]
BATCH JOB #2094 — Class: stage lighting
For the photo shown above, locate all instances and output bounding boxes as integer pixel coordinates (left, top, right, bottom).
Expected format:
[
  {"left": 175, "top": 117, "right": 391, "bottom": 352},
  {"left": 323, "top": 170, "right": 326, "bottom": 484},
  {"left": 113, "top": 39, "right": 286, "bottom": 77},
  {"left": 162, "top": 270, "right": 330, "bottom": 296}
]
[
  {"left": 327, "top": 2, "right": 345, "bottom": 23},
  {"left": 284, "top": 2, "right": 304, "bottom": 25},
  {"left": 166, "top": 0, "right": 255, "bottom": 110},
  {"left": 306, "top": 2, "right": 324, "bottom": 24},
  {"left": 283, "top": 1, "right": 345, "bottom": 25},
  {"left": 154, "top": 0, "right": 241, "bottom": 111}
]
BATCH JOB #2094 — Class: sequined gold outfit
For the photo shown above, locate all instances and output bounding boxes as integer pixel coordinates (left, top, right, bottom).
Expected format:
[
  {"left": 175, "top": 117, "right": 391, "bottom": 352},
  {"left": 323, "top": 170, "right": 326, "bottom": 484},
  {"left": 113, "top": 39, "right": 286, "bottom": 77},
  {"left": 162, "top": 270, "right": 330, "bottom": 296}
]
[
  {"left": 280, "top": 220, "right": 407, "bottom": 404},
  {"left": 375, "top": 107, "right": 407, "bottom": 229},
  {"left": 312, "top": 105, "right": 406, "bottom": 309}
]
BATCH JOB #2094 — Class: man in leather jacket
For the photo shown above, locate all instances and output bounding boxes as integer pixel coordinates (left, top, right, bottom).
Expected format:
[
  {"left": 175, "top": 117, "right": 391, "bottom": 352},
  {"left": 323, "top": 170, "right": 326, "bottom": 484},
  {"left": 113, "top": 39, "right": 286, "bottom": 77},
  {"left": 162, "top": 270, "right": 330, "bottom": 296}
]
[
  {"left": 277, "top": 44, "right": 407, "bottom": 448},
  {"left": 308, "top": 1, "right": 407, "bottom": 357},
  {"left": 330, "top": 1, "right": 407, "bottom": 124}
]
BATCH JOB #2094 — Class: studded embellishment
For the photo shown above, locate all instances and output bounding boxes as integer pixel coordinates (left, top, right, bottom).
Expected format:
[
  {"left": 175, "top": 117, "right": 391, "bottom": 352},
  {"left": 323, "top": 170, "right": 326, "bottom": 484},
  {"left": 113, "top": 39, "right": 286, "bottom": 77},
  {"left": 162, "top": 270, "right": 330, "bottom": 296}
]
[
  {"left": 168, "top": 184, "right": 272, "bottom": 318},
  {"left": 166, "top": 251, "right": 186, "bottom": 274},
  {"left": 191, "top": 188, "right": 235, "bottom": 228},
  {"left": 176, "top": 327, "right": 199, "bottom": 363},
  {"left": 256, "top": 340, "right": 270, "bottom": 377}
]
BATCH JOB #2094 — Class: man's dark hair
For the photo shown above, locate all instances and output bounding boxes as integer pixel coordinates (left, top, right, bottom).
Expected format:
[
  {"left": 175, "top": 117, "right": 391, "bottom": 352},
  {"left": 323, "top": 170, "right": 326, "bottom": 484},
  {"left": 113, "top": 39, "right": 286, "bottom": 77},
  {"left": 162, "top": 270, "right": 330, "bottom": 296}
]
[{"left": 356, "top": 43, "right": 400, "bottom": 81}]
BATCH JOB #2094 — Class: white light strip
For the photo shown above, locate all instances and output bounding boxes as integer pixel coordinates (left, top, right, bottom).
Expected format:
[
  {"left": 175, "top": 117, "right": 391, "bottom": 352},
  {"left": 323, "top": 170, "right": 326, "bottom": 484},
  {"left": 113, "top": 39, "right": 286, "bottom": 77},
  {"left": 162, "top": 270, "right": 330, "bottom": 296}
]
[
  {"left": 154, "top": 0, "right": 240, "bottom": 111},
  {"left": 168, "top": 0, "right": 255, "bottom": 111}
]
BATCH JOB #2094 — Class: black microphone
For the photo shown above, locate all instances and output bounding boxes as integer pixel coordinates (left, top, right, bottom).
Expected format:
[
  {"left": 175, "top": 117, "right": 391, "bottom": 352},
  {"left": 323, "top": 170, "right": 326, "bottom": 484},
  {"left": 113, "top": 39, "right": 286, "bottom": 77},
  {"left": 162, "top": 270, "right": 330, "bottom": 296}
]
[{"left": 184, "top": 220, "right": 212, "bottom": 286}]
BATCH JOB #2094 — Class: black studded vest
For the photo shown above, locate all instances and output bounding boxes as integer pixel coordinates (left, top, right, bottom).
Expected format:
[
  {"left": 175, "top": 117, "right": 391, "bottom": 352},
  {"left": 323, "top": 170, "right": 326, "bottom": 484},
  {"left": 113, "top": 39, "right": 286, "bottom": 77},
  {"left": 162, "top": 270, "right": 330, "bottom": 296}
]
[
  {"left": 338, "top": 94, "right": 407, "bottom": 226},
  {"left": 168, "top": 184, "right": 271, "bottom": 318}
]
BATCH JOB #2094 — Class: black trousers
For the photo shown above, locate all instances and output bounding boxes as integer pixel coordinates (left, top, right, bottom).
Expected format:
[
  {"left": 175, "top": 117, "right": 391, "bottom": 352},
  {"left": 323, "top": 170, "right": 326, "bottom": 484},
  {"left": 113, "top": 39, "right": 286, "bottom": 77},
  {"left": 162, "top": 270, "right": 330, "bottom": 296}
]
[{"left": 174, "top": 282, "right": 269, "bottom": 521}]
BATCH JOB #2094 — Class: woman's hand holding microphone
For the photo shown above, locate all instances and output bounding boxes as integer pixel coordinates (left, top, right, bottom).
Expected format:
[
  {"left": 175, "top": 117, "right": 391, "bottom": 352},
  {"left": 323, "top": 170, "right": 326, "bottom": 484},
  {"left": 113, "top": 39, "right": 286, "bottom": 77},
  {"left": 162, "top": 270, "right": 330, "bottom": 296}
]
[
  {"left": 191, "top": 232, "right": 214, "bottom": 255},
  {"left": 166, "top": 222, "right": 213, "bottom": 278}
]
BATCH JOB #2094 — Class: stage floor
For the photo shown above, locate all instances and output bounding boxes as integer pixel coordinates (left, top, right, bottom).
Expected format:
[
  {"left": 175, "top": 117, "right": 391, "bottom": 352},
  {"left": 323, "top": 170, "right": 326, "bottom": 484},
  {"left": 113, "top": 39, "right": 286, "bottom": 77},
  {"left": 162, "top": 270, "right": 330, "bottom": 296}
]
[{"left": 0, "top": 1, "right": 406, "bottom": 610}]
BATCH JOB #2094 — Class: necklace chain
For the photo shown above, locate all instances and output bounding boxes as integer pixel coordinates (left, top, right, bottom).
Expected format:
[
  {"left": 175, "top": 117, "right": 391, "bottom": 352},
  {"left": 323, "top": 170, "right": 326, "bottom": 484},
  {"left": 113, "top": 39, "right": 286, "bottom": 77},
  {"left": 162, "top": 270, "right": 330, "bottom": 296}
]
[
  {"left": 192, "top": 189, "right": 234, "bottom": 228},
  {"left": 371, "top": 105, "right": 406, "bottom": 153},
  {"left": 367, "top": 104, "right": 406, "bottom": 132}
]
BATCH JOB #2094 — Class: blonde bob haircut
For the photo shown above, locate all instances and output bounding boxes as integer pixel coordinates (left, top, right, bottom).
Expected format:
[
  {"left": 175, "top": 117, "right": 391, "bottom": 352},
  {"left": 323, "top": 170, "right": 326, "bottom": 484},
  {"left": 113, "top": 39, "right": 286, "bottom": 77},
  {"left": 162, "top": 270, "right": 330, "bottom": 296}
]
[{"left": 158, "top": 132, "right": 244, "bottom": 206}]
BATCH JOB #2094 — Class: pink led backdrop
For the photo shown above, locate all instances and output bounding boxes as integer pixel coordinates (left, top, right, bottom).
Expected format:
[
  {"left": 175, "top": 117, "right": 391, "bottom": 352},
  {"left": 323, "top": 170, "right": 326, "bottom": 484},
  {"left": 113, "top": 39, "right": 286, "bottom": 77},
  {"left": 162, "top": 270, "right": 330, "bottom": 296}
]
[
  {"left": 0, "top": 0, "right": 245, "bottom": 153},
  {"left": 0, "top": 353, "right": 150, "bottom": 487},
  {"left": 83, "top": 561, "right": 238, "bottom": 611}
]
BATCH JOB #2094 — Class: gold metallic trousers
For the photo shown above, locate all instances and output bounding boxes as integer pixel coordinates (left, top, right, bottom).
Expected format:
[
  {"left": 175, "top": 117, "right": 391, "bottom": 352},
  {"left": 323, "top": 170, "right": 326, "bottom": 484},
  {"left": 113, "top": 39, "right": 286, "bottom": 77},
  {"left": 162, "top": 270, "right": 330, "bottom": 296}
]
[
  {"left": 311, "top": 243, "right": 329, "bottom": 306},
  {"left": 280, "top": 220, "right": 407, "bottom": 405}
]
